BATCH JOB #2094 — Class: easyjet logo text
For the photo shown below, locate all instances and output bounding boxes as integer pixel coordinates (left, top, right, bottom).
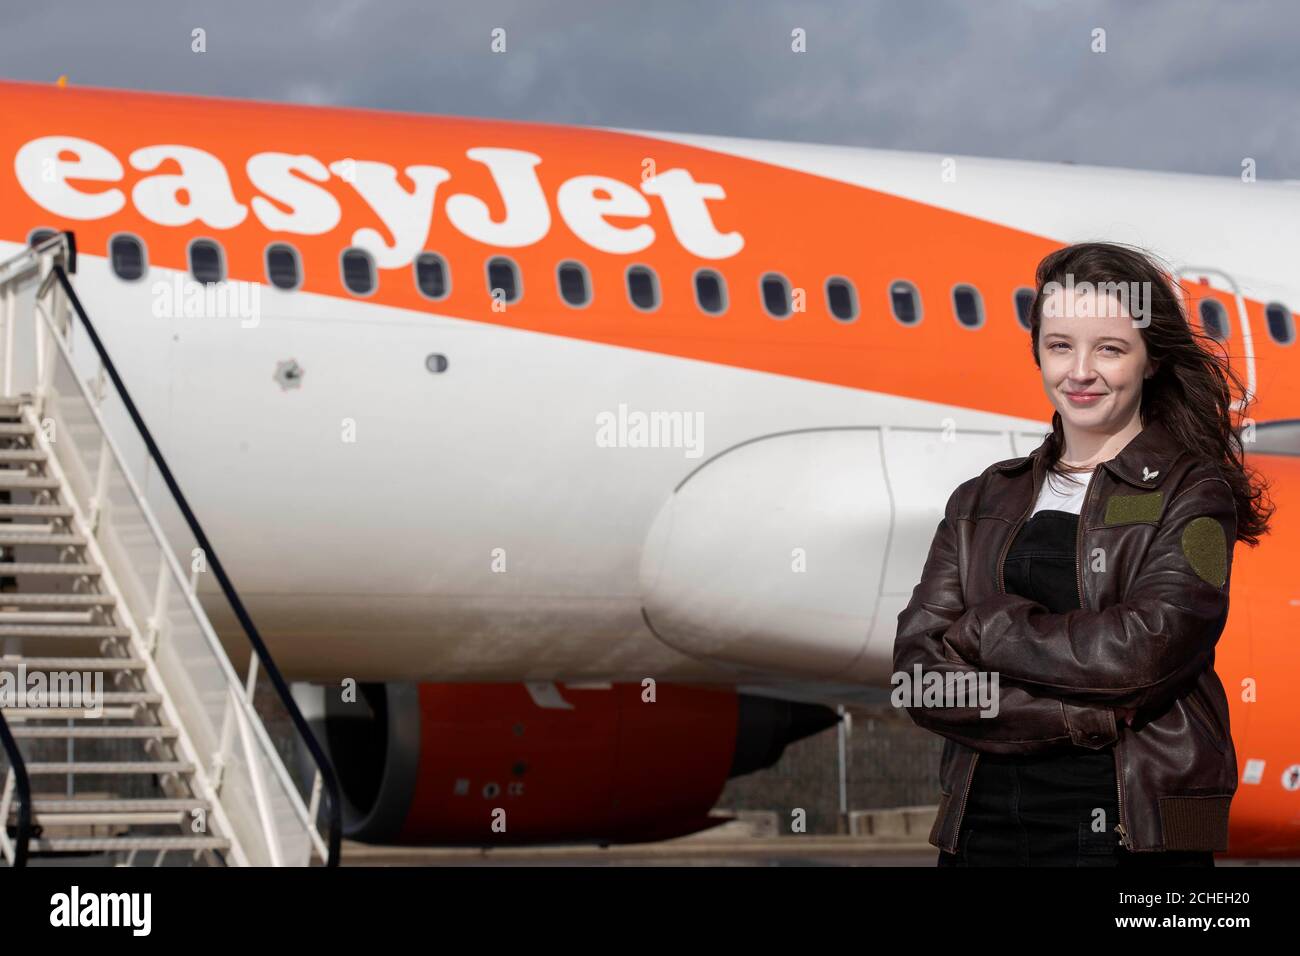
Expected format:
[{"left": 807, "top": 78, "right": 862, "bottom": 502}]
[{"left": 14, "top": 136, "right": 744, "bottom": 268}]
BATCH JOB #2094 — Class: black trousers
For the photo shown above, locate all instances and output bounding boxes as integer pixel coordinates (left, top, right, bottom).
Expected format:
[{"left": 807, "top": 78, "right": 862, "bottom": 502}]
[{"left": 936, "top": 749, "right": 1215, "bottom": 867}]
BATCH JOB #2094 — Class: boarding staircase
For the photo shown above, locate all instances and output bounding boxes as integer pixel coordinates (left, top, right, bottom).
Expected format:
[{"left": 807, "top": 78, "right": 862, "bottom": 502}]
[{"left": 0, "top": 234, "right": 340, "bottom": 866}]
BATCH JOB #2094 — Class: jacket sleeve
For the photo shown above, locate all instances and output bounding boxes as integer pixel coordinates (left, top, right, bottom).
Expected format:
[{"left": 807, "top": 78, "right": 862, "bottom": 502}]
[
  {"left": 893, "top": 481, "right": 1120, "bottom": 753},
  {"left": 942, "top": 469, "right": 1236, "bottom": 714}
]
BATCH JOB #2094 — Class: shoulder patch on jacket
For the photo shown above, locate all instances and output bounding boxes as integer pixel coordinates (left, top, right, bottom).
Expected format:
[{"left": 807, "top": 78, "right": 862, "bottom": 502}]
[
  {"left": 1182, "top": 516, "right": 1228, "bottom": 587},
  {"left": 1103, "top": 490, "right": 1164, "bottom": 526}
]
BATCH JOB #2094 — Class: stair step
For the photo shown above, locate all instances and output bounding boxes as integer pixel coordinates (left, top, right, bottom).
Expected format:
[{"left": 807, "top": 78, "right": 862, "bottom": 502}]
[
  {"left": 0, "top": 533, "right": 86, "bottom": 546},
  {"left": 0, "top": 593, "right": 115, "bottom": 606},
  {"left": 0, "top": 475, "right": 60, "bottom": 489},
  {"left": 0, "top": 563, "right": 100, "bottom": 576},
  {"left": 0, "top": 521, "right": 57, "bottom": 534},
  {"left": 0, "top": 624, "right": 126, "bottom": 637},
  {"left": 22, "top": 691, "right": 160, "bottom": 705},
  {"left": 34, "top": 811, "right": 190, "bottom": 826},
  {"left": 0, "top": 610, "right": 94, "bottom": 623},
  {"left": 0, "top": 656, "right": 145, "bottom": 670},
  {"left": 0, "top": 423, "right": 34, "bottom": 436},
  {"left": 31, "top": 797, "right": 209, "bottom": 812},
  {"left": 0, "top": 505, "right": 73, "bottom": 518},
  {"left": 31, "top": 836, "right": 229, "bottom": 852},
  {"left": 25, "top": 760, "right": 192, "bottom": 774},
  {"left": 10, "top": 725, "right": 177, "bottom": 739},
  {"left": 2, "top": 706, "right": 139, "bottom": 719},
  {"left": 0, "top": 449, "right": 46, "bottom": 463}
]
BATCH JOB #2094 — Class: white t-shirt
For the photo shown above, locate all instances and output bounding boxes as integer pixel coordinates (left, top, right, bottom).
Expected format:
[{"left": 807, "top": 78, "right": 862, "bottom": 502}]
[{"left": 1033, "top": 467, "right": 1095, "bottom": 516}]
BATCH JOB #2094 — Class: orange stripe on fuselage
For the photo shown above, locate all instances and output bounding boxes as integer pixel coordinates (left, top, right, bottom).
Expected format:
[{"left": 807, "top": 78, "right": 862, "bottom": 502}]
[{"left": 0, "top": 79, "right": 1290, "bottom": 424}]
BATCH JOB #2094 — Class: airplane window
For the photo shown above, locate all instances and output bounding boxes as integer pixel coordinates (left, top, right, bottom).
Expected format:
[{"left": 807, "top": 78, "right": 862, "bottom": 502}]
[
  {"left": 27, "top": 228, "right": 57, "bottom": 248},
  {"left": 626, "top": 265, "right": 659, "bottom": 311},
  {"left": 415, "top": 253, "right": 450, "bottom": 300},
  {"left": 266, "top": 244, "right": 301, "bottom": 290},
  {"left": 189, "top": 239, "right": 224, "bottom": 284},
  {"left": 109, "top": 234, "right": 146, "bottom": 282},
  {"left": 1265, "top": 302, "right": 1294, "bottom": 345},
  {"left": 761, "top": 273, "right": 791, "bottom": 318},
  {"left": 1199, "top": 298, "right": 1229, "bottom": 340},
  {"left": 487, "top": 256, "right": 521, "bottom": 304},
  {"left": 694, "top": 269, "right": 727, "bottom": 314},
  {"left": 825, "top": 277, "right": 858, "bottom": 322},
  {"left": 1014, "top": 287, "right": 1036, "bottom": 330},
  {"left": 952, "top": 284, "right": 984, "bottom": 328},
  {"left": 889, "top": 280, "right": 921, "bottom": 325},
  {"left": 557, "top": 261, "right": 589, "bottom": 307},
  {"left": 342, "top": 248, "right": 376, "bottom": 296}
]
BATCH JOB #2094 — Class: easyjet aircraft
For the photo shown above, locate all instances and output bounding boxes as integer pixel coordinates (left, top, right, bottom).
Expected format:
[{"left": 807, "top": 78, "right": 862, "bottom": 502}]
[{"left": 1, "top": 79, "right": 1296, "bottom": 856}]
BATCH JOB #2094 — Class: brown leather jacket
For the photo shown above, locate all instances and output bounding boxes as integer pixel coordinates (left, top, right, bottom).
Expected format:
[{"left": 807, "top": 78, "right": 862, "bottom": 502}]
[{"left": 893, "top": 419, "right": 1238, "bottom": 853}]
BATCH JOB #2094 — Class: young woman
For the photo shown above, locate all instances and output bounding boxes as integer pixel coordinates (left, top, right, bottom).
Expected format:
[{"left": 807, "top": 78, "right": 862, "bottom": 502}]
[{"left": 893, "top": 242, "right": 1273, "bottom": 866}]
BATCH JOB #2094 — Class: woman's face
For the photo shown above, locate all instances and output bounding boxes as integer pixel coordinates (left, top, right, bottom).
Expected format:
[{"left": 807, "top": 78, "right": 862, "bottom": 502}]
[{"left": 1038, "top": 285, "right": 1155, "bottom": 433}]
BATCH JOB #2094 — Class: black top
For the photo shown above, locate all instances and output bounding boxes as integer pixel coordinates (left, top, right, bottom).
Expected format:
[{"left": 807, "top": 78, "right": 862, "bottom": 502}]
[
  {"left": 1002, "top": 510, "right": 1085, "bottom": 614},
  {"left": 957, "top": 507, "right": 1120, "bottom": 853}
]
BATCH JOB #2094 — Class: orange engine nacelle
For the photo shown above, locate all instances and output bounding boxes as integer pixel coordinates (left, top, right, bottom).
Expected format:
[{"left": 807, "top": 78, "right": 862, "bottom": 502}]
[{"left": 294, "top": 682, "right": 839, "bottom": 846}]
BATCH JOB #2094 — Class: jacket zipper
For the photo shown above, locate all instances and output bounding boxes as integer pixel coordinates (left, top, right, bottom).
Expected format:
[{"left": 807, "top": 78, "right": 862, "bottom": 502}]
[
  {"left": 950, "top": 461, "right": 1042, "bottom": 851},
  {"left": 947, "top": 753, "right": 980, "bottom": 853},
  {"left": 1115, "top": 733, "right": 1133, "bottom": 851},
  {"left": 996, "top": 463, "right": 1039, "bottom": 596},
  {"left": 1077, "top": 471, "right": 1136, "bottom": 851},
  {"left": 1075, "top": 472, "right": 1098, "bottom": 609}
]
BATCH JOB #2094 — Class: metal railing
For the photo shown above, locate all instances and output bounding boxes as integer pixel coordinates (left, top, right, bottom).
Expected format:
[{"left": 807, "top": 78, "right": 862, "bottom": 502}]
[
  {"left": 0, "top": 707, "right": 31, "bottom": 867},
  {"left": 0, "top": 233, "right": 341, "bottom": 865},
  {"left": 0, "top": 241, "right": 45, "bottom": 868}
]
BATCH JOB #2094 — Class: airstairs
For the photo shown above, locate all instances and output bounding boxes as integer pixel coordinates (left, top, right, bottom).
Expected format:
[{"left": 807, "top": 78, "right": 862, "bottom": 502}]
[{"left": 0, "top": 234, "right": 340, "bottom": 866}]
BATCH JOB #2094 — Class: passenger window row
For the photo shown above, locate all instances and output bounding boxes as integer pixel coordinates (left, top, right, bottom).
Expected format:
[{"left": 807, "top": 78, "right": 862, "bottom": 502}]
[{"left": 26, "top": 228, "right": 1298, "bottom": 345}]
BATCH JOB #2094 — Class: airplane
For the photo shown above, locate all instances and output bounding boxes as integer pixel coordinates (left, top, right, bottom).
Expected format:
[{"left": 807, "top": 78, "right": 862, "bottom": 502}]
[{"left": 0, "top": 77, "right": 1296, "bottom": 856}]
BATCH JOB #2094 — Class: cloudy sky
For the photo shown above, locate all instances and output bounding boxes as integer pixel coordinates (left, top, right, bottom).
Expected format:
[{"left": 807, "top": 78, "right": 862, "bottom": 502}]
[{"left": 4, "top": 0, "right": 1298, "bottom": 178}]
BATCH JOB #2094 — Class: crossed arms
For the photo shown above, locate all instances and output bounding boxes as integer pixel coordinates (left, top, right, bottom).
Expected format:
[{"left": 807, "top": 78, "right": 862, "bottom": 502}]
[{"left": 892, "top": 472, "right": 1235, "bottom": 755}]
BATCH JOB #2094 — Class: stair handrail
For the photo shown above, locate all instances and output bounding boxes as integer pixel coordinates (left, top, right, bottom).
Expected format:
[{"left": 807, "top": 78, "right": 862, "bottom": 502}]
[
  {"left": 49, "top": 260, "right": 341, "bottom": 866},
  {"left": 0, "top": 711, "right": 32, "bottom": 867},
  {"left": 3, "top": 232, "right": 342, "bottom": 866},
  {"left": 0, "top": 237, "right": 53, "bottom": 870}
]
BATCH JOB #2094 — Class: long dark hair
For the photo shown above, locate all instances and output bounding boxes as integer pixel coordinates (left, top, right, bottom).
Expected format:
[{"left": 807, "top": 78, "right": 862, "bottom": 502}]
[{"left": 1026, "top": 241, "right": 1273, "bottom": 546}]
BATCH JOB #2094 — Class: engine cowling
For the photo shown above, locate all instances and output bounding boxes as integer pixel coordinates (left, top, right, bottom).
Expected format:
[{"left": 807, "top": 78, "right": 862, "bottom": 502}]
[
  {"left": 293, "top": 681, "right": 838, "bottom": 846},
  {"left": 639, "top": 429, "right": 889, "bottom": 678}
]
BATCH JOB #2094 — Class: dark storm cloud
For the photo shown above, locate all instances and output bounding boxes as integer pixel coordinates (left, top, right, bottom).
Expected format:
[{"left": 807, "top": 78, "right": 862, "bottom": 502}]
[{"left": 2, "top": 0, "right": 1297, "bottom": 178}]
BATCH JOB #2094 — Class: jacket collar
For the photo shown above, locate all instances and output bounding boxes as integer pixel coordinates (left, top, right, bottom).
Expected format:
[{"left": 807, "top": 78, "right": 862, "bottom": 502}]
[{"left": 993, "top": 418, "right": 1184, "bottom": 490}]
